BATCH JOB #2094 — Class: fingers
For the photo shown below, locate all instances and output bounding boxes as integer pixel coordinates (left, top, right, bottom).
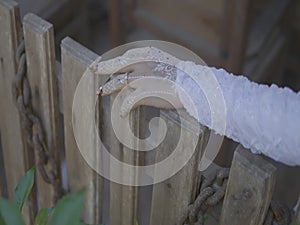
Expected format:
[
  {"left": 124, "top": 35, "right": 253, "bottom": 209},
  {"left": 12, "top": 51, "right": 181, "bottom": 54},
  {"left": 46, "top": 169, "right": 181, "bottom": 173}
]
[{"left": 119, "top": 85, "right": 184, "bottom": 117}]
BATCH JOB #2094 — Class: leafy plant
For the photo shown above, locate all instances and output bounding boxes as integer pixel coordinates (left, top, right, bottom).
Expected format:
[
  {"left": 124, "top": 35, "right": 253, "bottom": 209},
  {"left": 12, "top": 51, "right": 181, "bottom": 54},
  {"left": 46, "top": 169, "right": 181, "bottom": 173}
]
[
  {"left": 48, "top": 190, "right": 85, "bottom": 225},
  {"left": 0, "top": 197, "right": 25, "bottom": 225},
  {"left": 0, "top": 167, "right": 96, "bottom": 225},
  {"left": 13, "top": 166, "right": 35, "bottom": 211},
  {"left": 34, "top": 207, "right": 52, "bottom": 225}
]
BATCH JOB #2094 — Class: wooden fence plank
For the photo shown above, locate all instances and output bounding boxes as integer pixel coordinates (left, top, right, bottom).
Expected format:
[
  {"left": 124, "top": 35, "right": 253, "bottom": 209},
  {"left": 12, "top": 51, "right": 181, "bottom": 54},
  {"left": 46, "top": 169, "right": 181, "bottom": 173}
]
[
  {"left": 219, "top": 145, "right": 276, "bottom": 225},
  {"left": 0, "top": 132, "right": 8, "bottom": 198},
  {"left": 61, "top": 37, "right": 103, "bottom": 224},
  {"left": 0, "top": 0, "right": 36, "bottom": 224},
  {"left": 23, "top": 13, "right": 62, "bottom": 208},
  {"left": 244, "top": 30, "right": 287, "bottom": 84},
  {"left": 246, "top": 0, "right": 291, "bottom": 58},
  {"left": 150, "top": 109, "right": 207, "bottom": 225},
  {"left": 226, "top": 0, "right": 251, "bottom": 74},
  {"left": 109, "top": 93, "right": 144, "bottom": 225},
  {"left": 110, "top": 0, "right": 124, "bottom": 47}
]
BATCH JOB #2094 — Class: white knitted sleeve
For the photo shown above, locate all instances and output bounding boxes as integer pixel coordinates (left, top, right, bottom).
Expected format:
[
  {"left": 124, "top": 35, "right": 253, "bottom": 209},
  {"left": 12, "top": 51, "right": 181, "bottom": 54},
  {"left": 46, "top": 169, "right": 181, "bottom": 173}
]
[{"left": 175, "top": 61, "right": 300, "bottom": 166}]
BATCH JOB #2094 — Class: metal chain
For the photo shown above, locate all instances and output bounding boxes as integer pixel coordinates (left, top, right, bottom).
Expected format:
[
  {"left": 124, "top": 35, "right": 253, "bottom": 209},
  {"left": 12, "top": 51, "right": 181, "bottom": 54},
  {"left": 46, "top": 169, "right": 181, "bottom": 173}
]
[
  {"left": 179, "top": 167, "right": 291, "bottom": 225},
  {"left": 177, "top": 167, "right": 229, "bottom": 225},
  {"left": 12, "top": 38, "right": 64, "bottom": 203},
  {"left": 263, "top": 201, "right": 291, "bottom": 225}
]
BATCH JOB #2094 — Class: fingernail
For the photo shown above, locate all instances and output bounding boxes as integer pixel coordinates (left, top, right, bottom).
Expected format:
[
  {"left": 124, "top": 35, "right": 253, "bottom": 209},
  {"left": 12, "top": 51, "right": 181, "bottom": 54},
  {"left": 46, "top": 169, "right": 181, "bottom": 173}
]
[{"left": 97, "top": 87, "right": 103, "bottom": 96}]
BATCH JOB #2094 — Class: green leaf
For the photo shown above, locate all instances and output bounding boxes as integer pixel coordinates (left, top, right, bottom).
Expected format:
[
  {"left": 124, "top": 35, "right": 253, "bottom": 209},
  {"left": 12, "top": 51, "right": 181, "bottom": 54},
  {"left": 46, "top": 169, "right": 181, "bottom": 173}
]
[
  {"left": 48, "top": 189, "right": 85, "bottom": 225},
  {"left": 13, "top": 167, "right": 35, "bottom": 211},
  {"left": 34, "top": 208, "right": 52, "bottom": 225},
  {"left": 0, "top": 197, "right": 26, "bottom": 225},
  {"left": 80, "top": 223, "right": 104, "bottom": 225}
]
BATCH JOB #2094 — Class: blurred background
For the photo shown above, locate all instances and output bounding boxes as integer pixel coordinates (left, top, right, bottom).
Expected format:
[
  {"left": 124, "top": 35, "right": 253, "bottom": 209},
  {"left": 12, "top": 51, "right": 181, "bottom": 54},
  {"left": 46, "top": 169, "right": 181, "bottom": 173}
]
[
  {"left": 16, "top": 0, "right": 300, "bottom": 90},
  {"left": 15, "top": 0, "right": 300, "bottom": 209}
]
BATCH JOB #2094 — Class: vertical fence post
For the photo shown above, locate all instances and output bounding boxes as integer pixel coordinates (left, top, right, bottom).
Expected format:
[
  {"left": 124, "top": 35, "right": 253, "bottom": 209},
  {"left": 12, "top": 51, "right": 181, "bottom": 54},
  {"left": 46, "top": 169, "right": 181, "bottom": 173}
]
[
  {"left": 150, "top": 109, "right": 208, "bottom": 225},
  {"left": 23, "top": 13, "right": 62, "bottom": 208},
  {"left": 61, "top": 37, "right": 104, "bottom": 224},
  {"left": 0, "top": 0, "right": 36, "bottom": 223},
  {"left": 219, "top": 145, "right": 276, "bottom": 225},
  {"left": 109, "top": 93, "right": 144, "bottom": 225}
]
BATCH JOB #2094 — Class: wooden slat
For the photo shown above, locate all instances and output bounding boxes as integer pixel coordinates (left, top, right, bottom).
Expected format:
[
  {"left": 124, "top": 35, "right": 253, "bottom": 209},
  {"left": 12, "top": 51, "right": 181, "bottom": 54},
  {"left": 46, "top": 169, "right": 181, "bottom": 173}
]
[
  {"left": 150, "top": 109, "right": 207, "bottom": 225},
  {"left": 219, "top": 0, "right": 234, "bottom": 67},
  {"left": 246, "top": 0, "right": 291, "bottom": 57},
  {"left": 110, "top": 0, "right": 124, "bottom": 47},
  {"left": 137, "top": 0, "right": 222, "bottom": 46},
  {"left": 243, "top": 29, "right": 287, "bottom": 83},
  {"left": 225, "top": 0, "right": 251, "bottom": 74},
  {"left": 109, "top": 93, "right": 143, "bottom": 225},
  {"left": 124, "top": 0, "right": 136, "bottom": 24},
  {"left": 133, "top": 9, "right": 221, "bottom": 66},
  {"left": 0, "top": 0, "right": 36, "bottom": 224},
  {"left": 219, "top": 145, "right": 276, "bottom": 225},
  {"left": 23, "top": 13, "right": 62, "bottom": 208},
  {"left": 61, "top": 37, "right": 103, "bottom": 224}
]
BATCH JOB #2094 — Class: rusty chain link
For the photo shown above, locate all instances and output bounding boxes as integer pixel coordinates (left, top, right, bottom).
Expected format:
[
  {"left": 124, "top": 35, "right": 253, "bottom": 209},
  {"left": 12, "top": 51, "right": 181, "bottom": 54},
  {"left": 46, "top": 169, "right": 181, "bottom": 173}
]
[
  {"left": 263, "top": 201, "right": 291, "bottom": 225},
  {"left": 178, "top": 167, "right": 291, "bottom": 225},
  {"left": 182, "top": 167, "right": 229, "bottom": 225},
  {"left": 12, "top": 38, "right": 64, "bottom": 203}
]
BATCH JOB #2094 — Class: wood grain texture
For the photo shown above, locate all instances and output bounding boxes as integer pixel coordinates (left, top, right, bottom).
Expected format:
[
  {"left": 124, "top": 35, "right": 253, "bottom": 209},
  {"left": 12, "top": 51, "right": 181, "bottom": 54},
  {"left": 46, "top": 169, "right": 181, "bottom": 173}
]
[
  {"left": 61, "top": 37, "right": 103, "bottom": 224},
  {"left": 150, "top": 109, "right": 207, "bottom": 225},
  {"left": 109, "top": 92, "right": 144, "bottom": 225},
  {"left": 23, "top": 13, "right": 62, "bottom": 208},
  {"left": 219, "top": 145, "right": 276, "bottom": 225},
  {"left": 0, "top": 0, "right": 36, "bottom": 224}
]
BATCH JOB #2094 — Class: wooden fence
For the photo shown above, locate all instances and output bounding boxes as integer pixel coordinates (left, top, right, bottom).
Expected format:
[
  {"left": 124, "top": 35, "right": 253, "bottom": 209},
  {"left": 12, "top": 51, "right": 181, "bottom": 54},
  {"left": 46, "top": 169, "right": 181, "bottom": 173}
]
[{"left": 0, "top": 0, "right": 299, "bottom": 225}]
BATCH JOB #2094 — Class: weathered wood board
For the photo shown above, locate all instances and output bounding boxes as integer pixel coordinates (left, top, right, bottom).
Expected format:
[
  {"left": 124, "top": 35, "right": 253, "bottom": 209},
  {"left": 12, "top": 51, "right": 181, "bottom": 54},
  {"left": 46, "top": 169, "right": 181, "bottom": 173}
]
[
  {"left": 0, "top": 0, "right": 36, "bottom": 223},
  {"left": 109, "top": 93, "right": 144, "bottom": 225},
  {"left": 150, "top": 109, "right": 208, "bottom": 225},
  {"left": 61, "top": 37, "right": 104, "bottom": 224},
  {"left": 219, "top": 145, "right": 276, "bottom": 225},
  {"left": 23, "top": 13, "right": 62, "bottom": 208}
]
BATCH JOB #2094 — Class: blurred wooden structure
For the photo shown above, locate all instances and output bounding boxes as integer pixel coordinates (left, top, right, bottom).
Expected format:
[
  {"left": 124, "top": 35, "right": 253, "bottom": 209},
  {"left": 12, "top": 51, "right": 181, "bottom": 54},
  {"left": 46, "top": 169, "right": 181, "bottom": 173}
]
[
  {"left": 111, "top": 0, "right": 291, "bottom": 83},
  {"left": 16, "top": 0, "right": 91, "bottom": 55},
  {"left": 0, "top": 1, "right": 297, "bottom": 225}
]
